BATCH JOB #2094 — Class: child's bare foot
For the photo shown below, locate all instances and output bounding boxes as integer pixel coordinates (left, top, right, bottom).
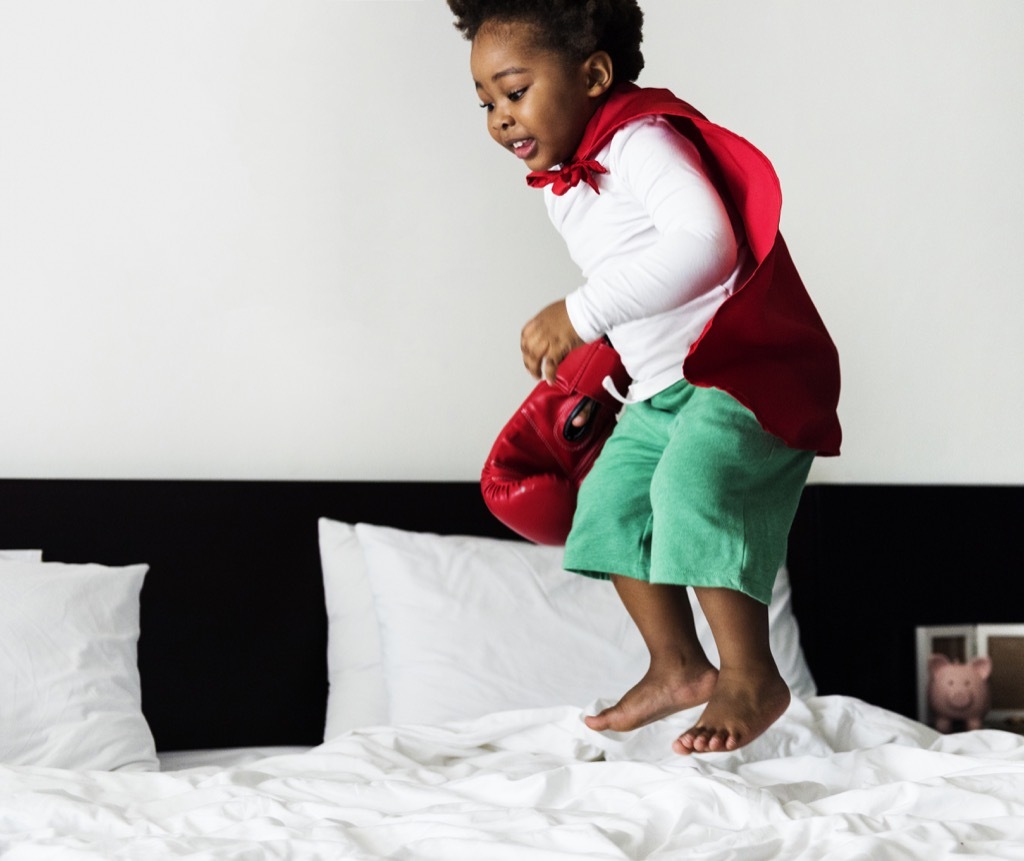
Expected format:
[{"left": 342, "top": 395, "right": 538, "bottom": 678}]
[
  {"left": 671, "top": 665, "right": 790, "bottom": 755},
  {"left": 584, "top": 659, "right": 719, "bottom": 733}
]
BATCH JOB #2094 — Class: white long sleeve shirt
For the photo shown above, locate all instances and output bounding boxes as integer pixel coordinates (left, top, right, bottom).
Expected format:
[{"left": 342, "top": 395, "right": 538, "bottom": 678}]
[{"left": 551, "top": 116, "right": 749, "bottom": 402}]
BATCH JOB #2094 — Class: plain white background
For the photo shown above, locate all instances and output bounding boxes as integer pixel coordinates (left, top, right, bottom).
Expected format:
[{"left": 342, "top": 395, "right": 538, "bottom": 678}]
[{"left": 0, "top": 0, "right": 1021, "bottom": 483}]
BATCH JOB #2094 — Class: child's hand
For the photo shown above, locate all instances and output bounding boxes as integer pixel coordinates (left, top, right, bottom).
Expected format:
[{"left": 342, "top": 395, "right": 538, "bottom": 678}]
[{"left": 521, "top": 300, "right": 585, "bottom": 383}]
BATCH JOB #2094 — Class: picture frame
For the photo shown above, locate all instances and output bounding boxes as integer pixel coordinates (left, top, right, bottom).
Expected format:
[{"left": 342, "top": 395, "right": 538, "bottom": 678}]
[
  {"left": 976, "top": 624, "right": 1024, "bottom": 733},
  {"left": 915, "top": 624, "right": 976, "bottom": 725}
]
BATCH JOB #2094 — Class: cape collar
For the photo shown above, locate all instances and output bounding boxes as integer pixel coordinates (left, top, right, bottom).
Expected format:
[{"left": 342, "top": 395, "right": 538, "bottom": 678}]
[
  {"left": 525, "top": 159, "right": 607, "bottom": 195},
  {"left": 525, "top": 83, "right": 704, "bottom": 196}
]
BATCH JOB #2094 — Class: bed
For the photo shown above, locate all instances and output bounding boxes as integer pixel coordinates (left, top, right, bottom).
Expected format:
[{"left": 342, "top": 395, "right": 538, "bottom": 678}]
[{"left": 1, "top": 478, "right": 1022, "bottom": 859}]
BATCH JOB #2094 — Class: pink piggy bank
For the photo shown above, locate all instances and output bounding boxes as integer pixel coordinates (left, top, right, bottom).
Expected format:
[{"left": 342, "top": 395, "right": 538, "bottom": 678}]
[{"left": 927, "top": 654, "right": 992, "bottom": 732}]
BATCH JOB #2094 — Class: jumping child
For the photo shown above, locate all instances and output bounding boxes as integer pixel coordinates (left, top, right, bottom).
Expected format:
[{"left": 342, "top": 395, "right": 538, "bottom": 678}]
[{"left": 447, "top": 0, "right": 841, "bottom": 754}]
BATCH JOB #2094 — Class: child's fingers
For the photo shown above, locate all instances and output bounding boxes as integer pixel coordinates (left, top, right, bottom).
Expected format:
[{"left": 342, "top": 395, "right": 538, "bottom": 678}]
[
  {"left": 571, "top": 399, "right": 594, "bottom": 426},
  {"left": 520, "top": 333, "right": 543, "bottom": 379},
  {"left": 522, "top": 342, "right": 561, "bottom": 382},
  {"left": 521, "top": 346, "right": 543, "bottom": 380},
  {"left": 520, "top": 299, "right": 582, "bottom": 382}
]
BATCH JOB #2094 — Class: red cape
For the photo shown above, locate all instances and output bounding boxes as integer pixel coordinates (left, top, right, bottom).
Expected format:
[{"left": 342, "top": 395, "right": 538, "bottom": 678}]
[{"left": 534, "top": 84, "right": 841, "bottom": 456}]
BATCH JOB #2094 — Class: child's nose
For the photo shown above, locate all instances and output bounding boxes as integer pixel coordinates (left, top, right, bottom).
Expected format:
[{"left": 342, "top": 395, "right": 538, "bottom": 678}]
[{"left": 492, "top": 111, "right": 514, "bottom": 132}]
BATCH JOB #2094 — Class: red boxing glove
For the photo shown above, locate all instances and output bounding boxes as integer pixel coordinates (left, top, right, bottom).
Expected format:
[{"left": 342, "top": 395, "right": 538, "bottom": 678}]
[{"left": 481, "top": 340, "right": 630, "bottom": 545}]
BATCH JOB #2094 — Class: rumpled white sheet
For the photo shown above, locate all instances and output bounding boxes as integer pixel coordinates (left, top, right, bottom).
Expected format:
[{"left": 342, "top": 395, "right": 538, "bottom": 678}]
[{"left": 2, "top": 696, "right": 1024, "bottom": 860}]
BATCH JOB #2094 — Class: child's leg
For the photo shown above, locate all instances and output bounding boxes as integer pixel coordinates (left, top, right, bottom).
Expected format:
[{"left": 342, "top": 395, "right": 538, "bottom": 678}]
[
  {"left": 565, "top": 381, "right": 810, "bottom": 752},
  {"left": 640, "top": 383, "right": 811, "bottom": 753},
  {"left": 565, "top": 391, "right": 714, "bottom": 735},
  {"left": 672, "top": 586, "right": 790, "bottom": 754},
  {"left": 584, "top": 575, "right": 718, "bottom": 732}
]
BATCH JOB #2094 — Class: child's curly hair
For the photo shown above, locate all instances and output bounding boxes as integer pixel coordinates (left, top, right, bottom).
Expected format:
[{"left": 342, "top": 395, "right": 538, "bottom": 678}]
[{"left": 447, "top": 0, "right": 645, "bottom": 83}]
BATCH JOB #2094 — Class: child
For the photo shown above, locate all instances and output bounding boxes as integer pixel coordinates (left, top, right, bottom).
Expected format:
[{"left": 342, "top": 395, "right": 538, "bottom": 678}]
[{"left": 447, "top": 0, "right": 841, "bottom": 754}]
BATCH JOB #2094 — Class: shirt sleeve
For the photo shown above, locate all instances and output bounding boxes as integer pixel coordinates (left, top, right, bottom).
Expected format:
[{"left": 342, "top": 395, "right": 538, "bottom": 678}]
[{"left": 564, "top": 118, "right": 739, "bottom": 342}]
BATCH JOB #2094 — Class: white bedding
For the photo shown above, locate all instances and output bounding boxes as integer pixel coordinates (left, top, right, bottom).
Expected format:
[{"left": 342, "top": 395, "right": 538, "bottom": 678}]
[
  {"left": 156, "top": 746, "right": 313, "bottom": 772},
  {"left": 3, "top": 696, "right": 1024, "bottom": 860}
]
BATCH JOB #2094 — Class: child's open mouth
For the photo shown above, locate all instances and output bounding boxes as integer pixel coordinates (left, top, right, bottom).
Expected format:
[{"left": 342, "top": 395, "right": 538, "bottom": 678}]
[{"left": 510, "top": 138, "right": 538, "bottom": 160}]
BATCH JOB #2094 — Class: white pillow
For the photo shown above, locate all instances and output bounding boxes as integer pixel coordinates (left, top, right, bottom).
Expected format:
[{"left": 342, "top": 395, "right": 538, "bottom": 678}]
[
  {"left": 318, "top": 519, "right": 389, "bottom": 738},
  {"left": 350, "top": 524, "right": 816, "bottom": 727},
  {"left": 356, "top": 524, "right": 647, "bottom": 726},
  {"left": 0, "top": 550, "right": 43, "bottom": 561},
  {"left": 0, "top": 560, "right": 158, "bottom": 771}
]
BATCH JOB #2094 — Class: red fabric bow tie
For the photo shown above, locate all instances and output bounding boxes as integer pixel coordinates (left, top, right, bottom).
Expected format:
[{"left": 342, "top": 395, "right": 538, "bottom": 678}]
[{"left": 525, "top": 159, "right": 608, "bottom": 195}]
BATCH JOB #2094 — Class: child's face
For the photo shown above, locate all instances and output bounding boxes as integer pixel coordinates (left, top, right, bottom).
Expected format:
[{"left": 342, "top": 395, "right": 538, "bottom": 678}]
[{"left": 470, "top": 21, "right": 608, "bottom": 172}]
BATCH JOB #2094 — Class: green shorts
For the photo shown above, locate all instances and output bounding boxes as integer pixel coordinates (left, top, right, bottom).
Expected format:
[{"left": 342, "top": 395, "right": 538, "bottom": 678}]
[{"left": 563, "top": 380, "right": 814, "bottom": 605}]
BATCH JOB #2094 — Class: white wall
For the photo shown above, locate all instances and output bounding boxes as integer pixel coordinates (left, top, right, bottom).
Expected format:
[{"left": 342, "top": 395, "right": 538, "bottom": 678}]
[{"left": 0, "top": 0, "right": 1020, "bottom": 483}]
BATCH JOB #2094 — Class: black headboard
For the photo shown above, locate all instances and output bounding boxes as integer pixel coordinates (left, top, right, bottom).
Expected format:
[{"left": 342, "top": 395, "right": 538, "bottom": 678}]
[
  {"left": 0, "top": 479, "right": 515, "bottom": 751},
  {"left": 1, "top": 479, "right": 1020, "bottom": 749},
  {"left": 788, "top": 484, "right": 1024, "bottom": 719}
]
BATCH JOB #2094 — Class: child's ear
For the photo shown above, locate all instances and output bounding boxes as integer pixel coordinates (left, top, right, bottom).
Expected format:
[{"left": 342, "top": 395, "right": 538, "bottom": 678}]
[{"left": 584, "top": 51, "right": 614, "bottom": 97}]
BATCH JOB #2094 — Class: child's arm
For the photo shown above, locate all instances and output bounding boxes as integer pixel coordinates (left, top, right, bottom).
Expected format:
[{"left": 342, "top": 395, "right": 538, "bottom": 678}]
[
  {"left": 521, "top": 119, "right": 737, "bottom": 383},
  {"left": 565, "top": 118, "right": 739, "bottom": 344}
]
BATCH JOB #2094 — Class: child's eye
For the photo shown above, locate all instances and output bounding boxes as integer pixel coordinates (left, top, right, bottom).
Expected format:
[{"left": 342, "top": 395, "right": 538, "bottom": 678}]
[{"left": 478, "top": 87, "right": 525, "bottom": 112}]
